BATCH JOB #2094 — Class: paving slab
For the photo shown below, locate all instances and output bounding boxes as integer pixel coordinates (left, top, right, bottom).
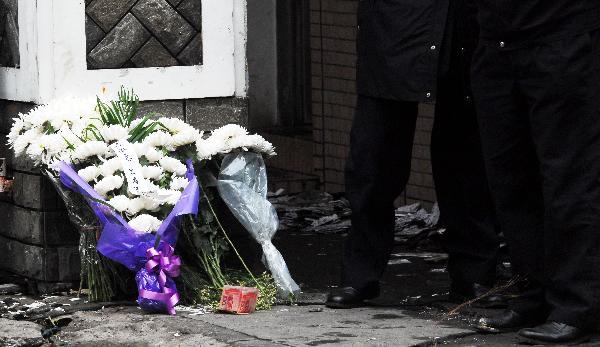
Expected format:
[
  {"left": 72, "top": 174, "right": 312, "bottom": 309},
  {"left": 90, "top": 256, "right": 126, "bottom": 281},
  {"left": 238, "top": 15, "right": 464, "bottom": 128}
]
[
  {"left": 0, "top": 318, "right": 45, "bottom": 347},
  {"left": 26, "top": 303, "right": 474, "bottom": 346},
  {"left": 54, "top": 308, "right": 229, "bottom": 346},
  {"left": 192, "top": 305, "right": 473, "bottom": 346}
]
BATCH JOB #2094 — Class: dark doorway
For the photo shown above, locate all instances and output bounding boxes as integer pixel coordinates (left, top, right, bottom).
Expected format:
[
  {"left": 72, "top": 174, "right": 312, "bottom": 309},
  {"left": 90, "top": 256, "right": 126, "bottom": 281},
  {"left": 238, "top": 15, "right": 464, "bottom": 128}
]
[{"left": 276, "top": 0, "right": 312, "bottom": 130}]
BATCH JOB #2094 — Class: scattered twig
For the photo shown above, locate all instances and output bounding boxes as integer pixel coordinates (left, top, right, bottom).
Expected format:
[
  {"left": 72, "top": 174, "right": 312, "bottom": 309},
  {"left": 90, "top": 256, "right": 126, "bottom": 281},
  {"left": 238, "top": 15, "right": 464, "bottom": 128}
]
[{"left": 446, "top": 275, "right": 523, "bottom": 316}]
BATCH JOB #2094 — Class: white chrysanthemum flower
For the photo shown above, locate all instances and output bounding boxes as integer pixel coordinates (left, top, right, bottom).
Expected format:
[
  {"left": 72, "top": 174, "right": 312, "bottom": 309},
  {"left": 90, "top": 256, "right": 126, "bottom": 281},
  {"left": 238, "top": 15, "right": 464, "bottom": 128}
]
[
  {"left": 141, "top": 165, "right": 163, "bottom": 180},
  {"left": 132, "top": 142, "right": 164, "bottom": 161},
  {"left": 158, "top": 189, "right": 182, "bottom": 206},
  {"left": 12, "top": 128, "right": 41, "bottom": 156},
  {"left": 128, "top": 214, "right": 162, "bottom": 233},
  {"left": 127, "top": 197, "right": 146, "bottom": 215},
  {"left": 70, "top": 119, "right": 94, "bottom": 138},
  {"left": 108, "top": 195, "right": 130, "bottom": 213},
  {"left": 196, "top": 137, "right": 223, "bottom": 161},
  {"left": 245, "top": 134, "right": 276, "bottom": 156},
  {"left": 99, "top": 157, "right": 122, "bottom": 177},
  {"left": 25, "top": 139, "right": 44, "bottom": 163},
  {"left": 7, "top": 116, "right": 27, "bottom": 145},
  {"left": 144, "top": 147, "right": 163, "bottom": 162},
  {"left": 132, "top": 142, "right": 147, "bottom": 157},
  {"left": 159, "top": 157, "right": 187, "bottom": 176},
  {"left": 24, "top": 134, "right": 66, "bottom": 164},
  {"left": 204, "top": 125, "right": 250, "bottom": 156},
  {"left": 78, "top": 165, "right": 101, "bottom": 183},
  {"left": 58, "top": 128, "right": 84, "bottom": 149},
  {"left": 219, "top": 133, "right": 277, "bottom": 157},
  {"left": 94, "top": 175, "right": 124, "bottom": 197},
  {"left": 141, "top": 197, "right": 161, "bottom": 212},
  {"left": 144, "top": 178, "right": 161, "bottom": 192},
  {"left": 100, "top": 124, "right": 129, "bottom": 142},
  {"left": 210, "top": 124, "right": 248, "bottom": 141},
  {"left": 42, "top": 134, "right": 69, "bottom": 157},
  {"left": 74, "top": 141, "right": 109, "bottom": 160},
  {"left": 171, "top": 128, "right": 202, "bottom": 148},
  {"left": 26, "top": 105, "right": 52, "bottom": 128},
  {"left": 170, "top": 176, "right": 190, "bottom": 191},
  {"left": 25, "top": 96, "right": 96, "bottom": 132},
  {"left": 158, "top": 117, "right": 194, "bottom": 134},
  {"left": 144, "top": 131, "right": 173, "bottom": 149},
  {"left": 48, "top": 96, "right": 96, "bottom": 119}
]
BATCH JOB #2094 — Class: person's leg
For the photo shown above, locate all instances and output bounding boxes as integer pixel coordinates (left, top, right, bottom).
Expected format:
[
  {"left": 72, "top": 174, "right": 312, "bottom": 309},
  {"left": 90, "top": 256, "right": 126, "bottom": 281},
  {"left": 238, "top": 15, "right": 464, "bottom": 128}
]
[
  {"left": 341, "top": 96, "right": 418, "bottom": 292},
  {"left": 518, "top": 29, "right": 600, "bottom": 332},
  {"left": 471, "top": 44, "right": 546, "bottom": 320},
  {"left": 433, "top": 50, "right": 500, "bottom": 291}
]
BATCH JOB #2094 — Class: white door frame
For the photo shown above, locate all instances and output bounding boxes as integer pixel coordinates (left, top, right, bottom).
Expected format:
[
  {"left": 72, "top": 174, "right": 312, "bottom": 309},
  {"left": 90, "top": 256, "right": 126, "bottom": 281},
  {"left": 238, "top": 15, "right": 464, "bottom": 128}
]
[{"left": 0, "top": 0, "right": 239, "bottom": 104}]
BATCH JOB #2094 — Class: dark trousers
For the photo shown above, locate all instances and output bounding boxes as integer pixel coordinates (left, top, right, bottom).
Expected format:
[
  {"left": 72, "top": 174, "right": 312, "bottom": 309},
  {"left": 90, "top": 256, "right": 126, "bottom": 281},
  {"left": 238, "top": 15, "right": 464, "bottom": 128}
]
[
  {"left": 342, "top": 81, "right": 499, "bottom": 291},
  {"left": 471, "top": 29, "right": 600, "bottom": 329}
]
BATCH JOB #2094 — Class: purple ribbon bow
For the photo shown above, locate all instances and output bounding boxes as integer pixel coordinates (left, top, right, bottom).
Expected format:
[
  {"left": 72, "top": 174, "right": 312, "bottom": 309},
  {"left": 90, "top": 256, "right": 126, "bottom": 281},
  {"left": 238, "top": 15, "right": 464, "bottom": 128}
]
[{"left": 139, "top": 243, "right": 181, "bottom": 315}]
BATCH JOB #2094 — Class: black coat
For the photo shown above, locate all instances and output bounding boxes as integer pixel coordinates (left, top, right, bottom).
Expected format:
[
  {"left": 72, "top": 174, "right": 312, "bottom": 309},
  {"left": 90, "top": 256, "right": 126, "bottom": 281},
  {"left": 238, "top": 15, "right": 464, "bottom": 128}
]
[
  {"left": 476, "top": 0, "right": 600, "bottom": 48},
  {"left": 356, "top": 0, "right": 479, "bottom": 102}
]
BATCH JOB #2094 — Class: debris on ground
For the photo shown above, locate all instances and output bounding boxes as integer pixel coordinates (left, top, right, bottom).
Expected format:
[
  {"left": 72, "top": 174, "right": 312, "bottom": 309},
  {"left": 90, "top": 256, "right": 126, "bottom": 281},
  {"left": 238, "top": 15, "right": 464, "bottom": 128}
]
[
  {"left": 0, "top": 291, "right": 134, "bottom": 321},
  {"left": 394, "top": 203, "right": 444, "bottom": 244},
  {"left": 0, "top": 283, "right": 22, "bottom": 295},
  {"left": 270, "top": 191, "right": 445, "bottom": 248},
  {"left": 269, "top": 191, "right": 352, "bottom": 234}
]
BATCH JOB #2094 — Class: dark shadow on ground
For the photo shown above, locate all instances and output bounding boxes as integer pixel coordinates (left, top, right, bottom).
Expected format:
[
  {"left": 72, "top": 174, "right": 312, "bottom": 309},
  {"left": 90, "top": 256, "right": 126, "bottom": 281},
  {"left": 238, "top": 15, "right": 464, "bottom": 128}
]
[{"left": 272, "top": 230, "right": 600, "bottom": 346}]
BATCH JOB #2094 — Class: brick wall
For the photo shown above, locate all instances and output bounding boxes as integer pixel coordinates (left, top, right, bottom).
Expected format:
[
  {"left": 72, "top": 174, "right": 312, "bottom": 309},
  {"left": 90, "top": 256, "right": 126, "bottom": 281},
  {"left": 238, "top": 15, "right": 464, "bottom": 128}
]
[{"left": 310, "top": 0, "right": 436, "bottom": 205}]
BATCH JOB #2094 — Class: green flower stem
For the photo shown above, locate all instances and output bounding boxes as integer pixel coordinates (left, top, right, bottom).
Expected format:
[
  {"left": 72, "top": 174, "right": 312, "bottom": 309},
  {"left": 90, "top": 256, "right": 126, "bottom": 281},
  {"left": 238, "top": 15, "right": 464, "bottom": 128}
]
[
  {"left": 184, "top": 215, "right": 227, "bottom": 288},
  {"left": 200, "top": 183, "right": 259, "bottom": 287}
]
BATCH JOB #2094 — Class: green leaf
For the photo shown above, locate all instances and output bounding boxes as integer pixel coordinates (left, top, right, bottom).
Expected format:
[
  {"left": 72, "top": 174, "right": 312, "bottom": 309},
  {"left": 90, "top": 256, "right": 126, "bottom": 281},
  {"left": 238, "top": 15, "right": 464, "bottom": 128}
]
[
  {"left": 42, "top": 121, "right": 55, "bottom": 135},
  {"left": 96, "top": 86, "right": 140, "bottom": 127}
]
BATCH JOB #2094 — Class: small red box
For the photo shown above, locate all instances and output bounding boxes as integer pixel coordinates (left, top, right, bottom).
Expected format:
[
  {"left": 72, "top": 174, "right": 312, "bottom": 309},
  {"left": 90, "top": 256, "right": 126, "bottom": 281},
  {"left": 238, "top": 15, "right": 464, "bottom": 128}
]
[{"left": 218, "top": 286, "right": 258, "bottom": 314}]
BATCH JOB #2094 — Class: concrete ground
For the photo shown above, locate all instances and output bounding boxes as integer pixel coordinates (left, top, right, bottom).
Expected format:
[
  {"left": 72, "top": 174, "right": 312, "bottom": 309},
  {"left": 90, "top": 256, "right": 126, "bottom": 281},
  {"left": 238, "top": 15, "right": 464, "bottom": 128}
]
[{"left": 2, "top": 231, "right": 600, "bottom": 346}]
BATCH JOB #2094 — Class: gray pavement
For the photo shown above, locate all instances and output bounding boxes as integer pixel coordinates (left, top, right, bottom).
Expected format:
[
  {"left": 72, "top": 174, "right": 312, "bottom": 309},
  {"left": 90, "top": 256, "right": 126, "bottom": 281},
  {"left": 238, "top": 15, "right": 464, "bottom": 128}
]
[
  {"left": 1, "top": 304, "right": 474, "bottom": 347},
  {"left": 2, "top": 231, "right": 600, "bottom": 346}
]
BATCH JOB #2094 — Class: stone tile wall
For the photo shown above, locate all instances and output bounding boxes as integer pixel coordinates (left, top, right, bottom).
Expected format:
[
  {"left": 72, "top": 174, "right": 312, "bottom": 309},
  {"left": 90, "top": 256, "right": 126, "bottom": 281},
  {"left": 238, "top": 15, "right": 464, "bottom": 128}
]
[
  {"left": 136, "top": 97, "right": 249, "bottom": 131},
  {"left": 0, "top": 101, "right": 80, "bottom": 292},
  {"left": 0, "top": 0, "right": 19, "bottom": 68},
  {"left": 86, "top": 0, "right": 203, "bottom": 69}
]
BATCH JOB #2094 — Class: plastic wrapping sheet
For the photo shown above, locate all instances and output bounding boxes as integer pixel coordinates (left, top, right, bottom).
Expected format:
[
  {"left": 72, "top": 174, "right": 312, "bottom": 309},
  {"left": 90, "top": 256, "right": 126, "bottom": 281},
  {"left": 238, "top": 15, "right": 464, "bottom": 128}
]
[
  {"left": 45, "top": 171, "right": 100, "bottom": 232},
  {"left": 46, "top": 171, "right": 108, "bottom": 297},
  {"left": 217, "top": 152, "right": 300, "bottom": 296}
]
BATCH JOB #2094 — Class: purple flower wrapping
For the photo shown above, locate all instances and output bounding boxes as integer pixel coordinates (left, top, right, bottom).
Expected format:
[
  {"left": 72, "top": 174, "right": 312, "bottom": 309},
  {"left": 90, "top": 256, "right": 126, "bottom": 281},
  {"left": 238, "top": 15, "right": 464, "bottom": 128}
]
[
  {"left": 136, "top": 268, "right": 177, "bottom": 313},
  {"left": 58, "top": 160, "right": 200, "bottom": 315}
]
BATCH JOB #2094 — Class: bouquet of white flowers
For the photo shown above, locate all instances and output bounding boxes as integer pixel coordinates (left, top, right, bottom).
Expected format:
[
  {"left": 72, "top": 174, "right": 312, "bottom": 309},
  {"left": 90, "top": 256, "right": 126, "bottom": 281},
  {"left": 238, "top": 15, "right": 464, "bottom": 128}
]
[
  {"left": 9, "top": 90, "right": 200, "bottom": 227},
  {"left": 7, "top": 88, "right": 297, "bottom": 313}
]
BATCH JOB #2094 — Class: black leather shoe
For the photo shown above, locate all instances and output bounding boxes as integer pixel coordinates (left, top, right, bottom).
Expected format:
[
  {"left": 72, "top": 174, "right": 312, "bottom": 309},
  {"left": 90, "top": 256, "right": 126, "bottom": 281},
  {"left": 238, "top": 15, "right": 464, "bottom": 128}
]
[
  {"left": 325, "top": 285, "right": 379, "bottom": 309},
  {"left": 476, "top": 309, "right": 545, "bottom": 334},
  {"left": 450, "top": 281, "right": 507, "bottom": 308},
  {"left": 519, "top": 321, "right": 591, "bottom": 345}
]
